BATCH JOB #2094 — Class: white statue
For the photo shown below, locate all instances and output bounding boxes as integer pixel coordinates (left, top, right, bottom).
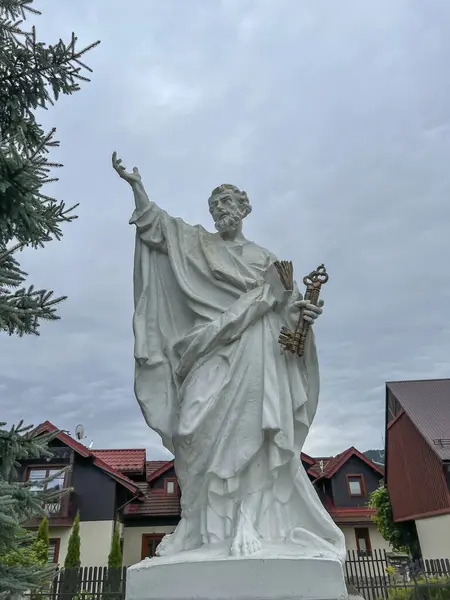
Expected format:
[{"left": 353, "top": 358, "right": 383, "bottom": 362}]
[{"left": 112, "top": 152, "right": 346, "bottom": 563}]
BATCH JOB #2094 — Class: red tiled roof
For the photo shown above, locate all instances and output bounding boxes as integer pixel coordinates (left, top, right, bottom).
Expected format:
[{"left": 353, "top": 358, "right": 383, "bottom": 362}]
[
  {"left": 91, "top": 449, "right": 146, "bottom": 473},
  {"left": 327, "top": 506, "right": 376, "bottom": 523},
  {"left": 146, "top": 461, "right": 168, "bottom": 479},
  {"left": 387, "top": 379, "right": 450, "bottom": 461},
  {"left": 125, "top": 481, "right": 180, "bottom": 517},
  {"left": 300, "top": 452, "right": 316, "bottom": 466},
  {"left": 146, "top": 460, "right": 174, "bottom": 482},
  {"left": 307, "top": 457, "right": 333, "bottom": 477},
  {"left": 122, "top": 460, "right": 179, "bottom": 517},
  {"left": 311, "top": 447, "right": 384, "bottom": 482},
  {"left": 323, "top": 496, "right": 376, "bottom": 523},
  {"left": 34, "top": 421, "right": 143, "bottom": 497},
  {"left": 315, "top": 449, "right": 352, "bottom": 480}
]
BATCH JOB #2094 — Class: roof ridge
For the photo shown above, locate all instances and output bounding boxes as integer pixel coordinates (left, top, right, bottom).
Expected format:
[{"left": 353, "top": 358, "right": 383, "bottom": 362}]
[
  {"left": 92, "top": 448, "right": 146, "bottom": 452},
  {"left": 387, "top": 378, "right": 450, "bottom": 384},
  {"left": 314, "top": 446, "right": 384, "bottom": 481},
  {"left": 386, "top": 379, "right": 450, "bottom": 461}
]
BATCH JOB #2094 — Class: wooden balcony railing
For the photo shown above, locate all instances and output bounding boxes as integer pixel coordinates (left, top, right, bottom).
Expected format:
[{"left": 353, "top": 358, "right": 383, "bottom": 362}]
[{"left": 24, "top": 490, "right": 77, "bottom": 527}]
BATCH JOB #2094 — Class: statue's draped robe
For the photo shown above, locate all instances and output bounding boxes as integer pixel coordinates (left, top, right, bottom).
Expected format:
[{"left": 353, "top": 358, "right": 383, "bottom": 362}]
[{"left": 131, "top": 202, "right": 345, "bottom": 561}]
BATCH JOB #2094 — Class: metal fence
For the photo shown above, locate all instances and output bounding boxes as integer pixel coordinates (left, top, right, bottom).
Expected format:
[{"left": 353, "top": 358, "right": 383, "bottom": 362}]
[
  {"left": 33, "top": 552, "right": 450, "bottom": 600},
  {"left": 345, "top": 549, "right": 450, "bottom": 600},
  {"left": 38, "top": 567, "right": 127, "bottom": 600}
]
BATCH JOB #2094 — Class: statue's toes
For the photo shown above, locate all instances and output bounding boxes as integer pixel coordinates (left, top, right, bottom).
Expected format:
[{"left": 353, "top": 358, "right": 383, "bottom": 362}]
[
  {"left": 230, "top": 539, "right": 240, "bottom": 557},
  {"left": 245, "top": 537, "right": 261, "bottom": 556}
]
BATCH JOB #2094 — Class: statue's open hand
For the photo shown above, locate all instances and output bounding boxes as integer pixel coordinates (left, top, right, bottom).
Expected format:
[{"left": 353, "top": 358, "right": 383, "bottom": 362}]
[
  {"left": 112, "top": 151, "right": 142, "bottom": 185},
  {"left": 286, "top": 296, "right": 324, "bottom": 327}
]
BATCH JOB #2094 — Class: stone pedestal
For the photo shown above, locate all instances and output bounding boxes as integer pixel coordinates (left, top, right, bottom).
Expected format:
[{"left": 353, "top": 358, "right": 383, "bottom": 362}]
[{"left": 126, "top": 542, "right": 348, "bottom": 600}]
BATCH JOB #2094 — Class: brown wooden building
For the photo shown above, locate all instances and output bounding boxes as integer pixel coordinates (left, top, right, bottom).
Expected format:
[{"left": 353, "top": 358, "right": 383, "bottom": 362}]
[{"left": 385, "top": 379, "right": 450, "bottom": 559}]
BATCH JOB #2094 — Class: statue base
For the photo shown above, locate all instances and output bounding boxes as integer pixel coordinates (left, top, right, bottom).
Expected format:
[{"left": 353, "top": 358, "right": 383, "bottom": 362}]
[{"left": 126, "top": 541, "right": 348, "bottom": 600}]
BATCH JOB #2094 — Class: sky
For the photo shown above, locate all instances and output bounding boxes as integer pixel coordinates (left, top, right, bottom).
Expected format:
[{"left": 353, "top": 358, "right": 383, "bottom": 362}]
[{"left": 2, "top": 0, "right": 450, "bottom": 460}]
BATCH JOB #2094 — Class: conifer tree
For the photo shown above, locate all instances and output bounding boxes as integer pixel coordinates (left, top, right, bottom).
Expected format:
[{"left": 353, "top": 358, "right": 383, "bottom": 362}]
[
  {"left": 0, "top": 0, "right": 100, "bottom": 336},
  {"left": 108, "top": 522, "right": 122, "bottom": 569},
  {"left": 0, "top": 422, "right": 66, "bottom": 598},
  {"left": 64, "top": 512, "right": 81, "bottom": 569},
  {"left": 104, "top": 522, "right": 122, "bottom": 600},
  {"left": 34, "top": 516, "right": 49, "bottom": 565}
]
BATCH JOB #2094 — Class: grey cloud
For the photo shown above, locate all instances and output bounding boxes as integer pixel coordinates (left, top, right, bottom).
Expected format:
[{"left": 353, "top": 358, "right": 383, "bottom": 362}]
[{"left": 2, "top": 0, "right": 450, "bottom": 459}]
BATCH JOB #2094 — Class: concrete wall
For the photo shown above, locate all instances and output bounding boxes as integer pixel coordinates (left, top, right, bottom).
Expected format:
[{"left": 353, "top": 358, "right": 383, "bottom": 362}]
[
  {"left": 416, "top": 513, "right": 450, "bottom": 560},
  {"left": 341, "top": 525, "right": 391, "bottom": 553},
  {"left": 49, "top": 521, "right": 114, "bottom": 566},
  {"left": 122, "top": 525, "right": 176, "bottom": 567},
  {"left": 78, "top": 520, "right": 115, "bottom": 566}
]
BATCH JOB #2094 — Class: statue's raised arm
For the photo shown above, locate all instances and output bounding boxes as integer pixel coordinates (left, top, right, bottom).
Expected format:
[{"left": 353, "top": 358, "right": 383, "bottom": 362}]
[
  {"left": 112, "top": 151, "right": 152, "bottom": 212},
  {"left": 112, "top": 151, "right": 187, "bottom": 253}
]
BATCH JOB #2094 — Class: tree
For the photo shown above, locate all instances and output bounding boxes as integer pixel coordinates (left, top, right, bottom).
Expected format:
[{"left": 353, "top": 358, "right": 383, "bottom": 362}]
[
  {"left": 64, "top": 511, "right": 81, "bottom": 569},
  {"left": 104, "top": 522, "right": 123, "bottom": 600},
  {"left": 34, "top": 516, "right": 49, "bottom": 565},
  {"left": 369, "top": 485, "right": 421, "bottom": 558},
  {"left": 0, "top": 0, "right": 100, "bottom": 336},
  {"left": 0, "top": 421, "right": 67, "bottom": 598},
  {"left": 108, "top": 522, "right": 122, "bottom": 569},
  {"left": 364, "top": 449, "right": 385, "bottom": 465}
]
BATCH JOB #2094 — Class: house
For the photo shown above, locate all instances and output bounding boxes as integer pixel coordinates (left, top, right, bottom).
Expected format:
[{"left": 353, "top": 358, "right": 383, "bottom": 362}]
[
  {"left": 119, "top": 447, "right": 388, "bottom": 565},
  {"left": 21, "top": 421, "right": 389, "bottom": 567},
  {"left": 301, "top": 447, "right": 389, "bottom": 556},
  {"left": 385, "top": 379, "right": 450, "bottom": 560},
  {"left": 121, "top": 460, "right": 180, "bottom": 566},
  {"left": 20, "top": 421, "right": 145, "bottom": 566}
]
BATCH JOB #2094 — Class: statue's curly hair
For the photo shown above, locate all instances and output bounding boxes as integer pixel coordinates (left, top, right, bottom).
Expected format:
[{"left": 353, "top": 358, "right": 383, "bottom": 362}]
[{"left": 208, "top": 184, "right": 252, "bottom": 218}]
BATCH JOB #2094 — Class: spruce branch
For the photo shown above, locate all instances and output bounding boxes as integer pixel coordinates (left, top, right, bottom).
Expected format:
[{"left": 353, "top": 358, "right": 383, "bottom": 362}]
[
  {"left": 0, "top": 0, "right": 99, "bottom": 336},
  {"left": 0, "top": 420, "right": 67, "bottom": 597}
]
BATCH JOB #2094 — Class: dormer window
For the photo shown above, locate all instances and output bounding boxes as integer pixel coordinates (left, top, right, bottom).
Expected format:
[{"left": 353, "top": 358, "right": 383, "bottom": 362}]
[
  {"left": 346, "top": 474, "right": 365, "bottom": 497},
  {"left": 164, "top": 478, "right": 177, "bottom": 494}
]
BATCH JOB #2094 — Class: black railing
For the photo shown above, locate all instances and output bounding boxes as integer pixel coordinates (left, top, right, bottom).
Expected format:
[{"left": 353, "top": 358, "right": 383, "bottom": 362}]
[
  {"left": 36, "top": 567, "right": 127, "bottom": 600},
  {"left": 31, "top": 553, "right": 450, "bottom": 600},
  {"left": 345, "top": 549, "right": 450, "bottom": 600}
]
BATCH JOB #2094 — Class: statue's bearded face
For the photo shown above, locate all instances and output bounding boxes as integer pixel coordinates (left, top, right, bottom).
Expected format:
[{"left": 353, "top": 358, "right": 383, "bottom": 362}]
[
  {"left": 208, "top": 186, "right": 251, "bottom": 234},
  {"left": 209, "top": 191, "right": 242, "bottom": 234}
]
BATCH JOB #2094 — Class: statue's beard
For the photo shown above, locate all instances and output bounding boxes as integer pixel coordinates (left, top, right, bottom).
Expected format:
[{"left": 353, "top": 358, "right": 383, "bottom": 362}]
[{"left": 214, "top": 213, "right": 241, "bottom": 234}]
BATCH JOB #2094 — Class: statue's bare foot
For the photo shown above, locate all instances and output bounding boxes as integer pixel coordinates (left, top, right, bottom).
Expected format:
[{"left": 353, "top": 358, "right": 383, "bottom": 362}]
[
  {"left": 156, "top": 518, "right": 200, "bottom": 557},
  {"left": 230, "top": 512, "right": 261, "bottom": 557}
]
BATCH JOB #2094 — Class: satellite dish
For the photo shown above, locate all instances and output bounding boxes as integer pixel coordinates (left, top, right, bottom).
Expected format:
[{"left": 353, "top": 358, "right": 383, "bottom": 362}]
[{"left": 75, "top": 424, "right": 85, "bottom": 441}]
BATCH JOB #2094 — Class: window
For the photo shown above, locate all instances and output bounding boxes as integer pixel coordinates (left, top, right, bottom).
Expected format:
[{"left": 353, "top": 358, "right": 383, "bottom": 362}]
[
  {"left": 355, "top": 528, "right": 372, "bottom": 556},
  {"left": 164, "top": 478, "right": 177, "bottom": 494},
  {"left": 346, "top": 474, "right": 365, "bottom": 497},
  {"left": 27, "top": 467, "right": 66, "bottom": 514},
  {"left": 27, "top": 467, "right": 66, "bottom": 492},
  {"left": 141, "top": 534, "right": 164, "bottom": 559},
  {"left": 48, "top": 539, "right": 60, "bottom": 563}
]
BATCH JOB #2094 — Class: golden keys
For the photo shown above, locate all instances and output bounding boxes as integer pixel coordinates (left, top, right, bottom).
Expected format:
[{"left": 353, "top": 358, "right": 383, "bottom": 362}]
[{"left": 275, "top": 262, "right": 329, "bottom": 357}]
